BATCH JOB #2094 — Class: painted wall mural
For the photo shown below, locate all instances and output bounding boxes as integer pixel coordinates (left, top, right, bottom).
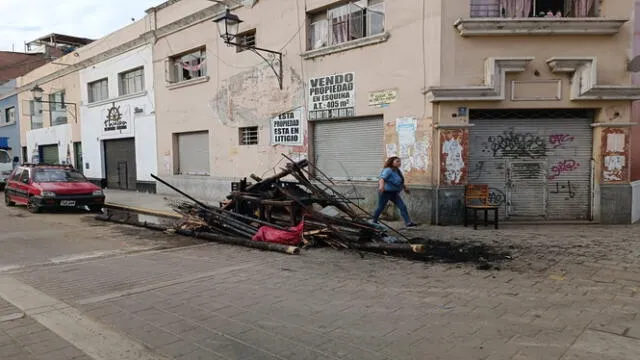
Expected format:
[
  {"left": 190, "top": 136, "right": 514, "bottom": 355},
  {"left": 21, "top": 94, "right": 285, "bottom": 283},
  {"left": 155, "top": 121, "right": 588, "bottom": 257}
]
[
  {"left": 601, "top": 128, "right": 629, "bottom": 183},
  {"left": 440, "top": 129, "right": 468, "bottom": 185}
]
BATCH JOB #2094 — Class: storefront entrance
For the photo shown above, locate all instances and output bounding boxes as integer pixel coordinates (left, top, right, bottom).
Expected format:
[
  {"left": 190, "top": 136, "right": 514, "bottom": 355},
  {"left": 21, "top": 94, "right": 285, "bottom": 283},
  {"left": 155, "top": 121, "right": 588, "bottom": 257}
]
[{"left": 104, "top": 138, "right": 137, "bottom": 190}]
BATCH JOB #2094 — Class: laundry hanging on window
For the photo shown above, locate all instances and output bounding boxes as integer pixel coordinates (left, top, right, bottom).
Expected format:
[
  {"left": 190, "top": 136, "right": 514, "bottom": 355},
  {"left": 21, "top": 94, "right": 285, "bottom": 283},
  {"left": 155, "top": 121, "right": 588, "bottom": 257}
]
[{"left": 179, "top": 59, "right": 206, "bottom": 72}]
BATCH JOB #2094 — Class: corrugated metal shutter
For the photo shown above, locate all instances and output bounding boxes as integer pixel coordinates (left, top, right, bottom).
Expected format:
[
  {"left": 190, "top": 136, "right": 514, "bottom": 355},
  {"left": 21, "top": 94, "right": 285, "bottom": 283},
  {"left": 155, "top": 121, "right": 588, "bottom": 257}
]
[
  {"left": 313, "top": 116, "right": 383, "bottom": 180},
  {"left": 469, "top": 111, "right": 592, "bottom": 221},
  {"left": 40, "top": 145, "right": 59, "bottom": 164},
  {"left": 178, "top": 131, "right": 210, "bottom": 176}
]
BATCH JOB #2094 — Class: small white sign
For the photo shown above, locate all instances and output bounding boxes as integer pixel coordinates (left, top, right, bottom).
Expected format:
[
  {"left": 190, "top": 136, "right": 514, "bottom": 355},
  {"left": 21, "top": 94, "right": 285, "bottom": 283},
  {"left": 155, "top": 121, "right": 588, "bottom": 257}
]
[{"left": 271, "top": 108, "right": 304, "bottom": 146}]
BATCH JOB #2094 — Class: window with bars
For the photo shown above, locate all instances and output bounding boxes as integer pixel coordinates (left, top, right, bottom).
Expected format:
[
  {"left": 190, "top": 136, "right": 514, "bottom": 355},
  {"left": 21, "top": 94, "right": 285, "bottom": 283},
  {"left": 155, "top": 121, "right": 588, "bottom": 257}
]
[
  {"left": 119, "top": 67, "right": 144, "bottom": 96},
  {"left": 236, "top": 29, "right": 256, "bottom": 53},
  {"left": 469, "top": 0, "right": 598, "bottom": 18},
  {"left": 88, "top": 78, "right": 109, "bottom": 103},
  {"left": 29, "top": 101, "right": 43, "bottom": 130},
  {"left": 168, "top": 48, "right": 207, "bottom": 83},
  {"left": 239, "top": 126, "right": 259, "bottom": 145},
  {"left": 49, "top": 90, "right": 67, "bottom": 126},
  {"left": 308, "top": 0, "right": 385, "bottom": 50}
]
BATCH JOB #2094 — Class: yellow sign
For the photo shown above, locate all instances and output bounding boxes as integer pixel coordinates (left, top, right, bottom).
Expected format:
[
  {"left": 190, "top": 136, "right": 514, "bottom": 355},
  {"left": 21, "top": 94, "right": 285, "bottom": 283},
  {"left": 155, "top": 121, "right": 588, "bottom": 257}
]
[{"left": 368, "top": 89, "right": 398, "bottom": 107}]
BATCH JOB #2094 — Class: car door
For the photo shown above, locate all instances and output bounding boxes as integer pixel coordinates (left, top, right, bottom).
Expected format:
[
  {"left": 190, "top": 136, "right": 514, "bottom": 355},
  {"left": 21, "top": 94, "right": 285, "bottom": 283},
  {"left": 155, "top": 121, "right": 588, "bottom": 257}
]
[
  {"left": 6, "top": 168, "right": 22, "bottom": 203},
  {"left": 15, "top": 169, "right": 31, "bottom": 204}
]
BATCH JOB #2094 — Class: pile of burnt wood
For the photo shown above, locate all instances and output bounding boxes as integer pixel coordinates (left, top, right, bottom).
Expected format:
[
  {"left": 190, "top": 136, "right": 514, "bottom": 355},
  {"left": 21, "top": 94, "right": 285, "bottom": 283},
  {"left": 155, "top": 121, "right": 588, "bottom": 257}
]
[{"left": 154, "top": 156, "right": 422, "bottom": 253}]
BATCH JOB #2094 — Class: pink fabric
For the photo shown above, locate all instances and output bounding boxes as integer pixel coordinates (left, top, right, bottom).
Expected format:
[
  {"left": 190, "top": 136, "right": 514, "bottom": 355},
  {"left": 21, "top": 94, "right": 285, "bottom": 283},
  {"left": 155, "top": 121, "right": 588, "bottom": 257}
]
[
  {"left": 500, "top": 0, "right": 532, "bottom": 18},
  {"left": 332, "top": 15, "right": 349, "bottom": 44},
  {"left": 573, "top": 0, "right": 595, "bottom": 17},
  {"left": 180, "top": 59, "right": 205, "bottom": 71},
  {"left": 252, "top": 220, "right": 304, "bottom": 246}
]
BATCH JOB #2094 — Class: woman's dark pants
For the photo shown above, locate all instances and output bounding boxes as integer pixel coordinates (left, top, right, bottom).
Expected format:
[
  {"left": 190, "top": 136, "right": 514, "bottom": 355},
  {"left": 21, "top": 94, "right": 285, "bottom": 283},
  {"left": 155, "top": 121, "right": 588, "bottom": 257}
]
[{"left": 373, "top": 191, "right": 411, "bottom": 224}]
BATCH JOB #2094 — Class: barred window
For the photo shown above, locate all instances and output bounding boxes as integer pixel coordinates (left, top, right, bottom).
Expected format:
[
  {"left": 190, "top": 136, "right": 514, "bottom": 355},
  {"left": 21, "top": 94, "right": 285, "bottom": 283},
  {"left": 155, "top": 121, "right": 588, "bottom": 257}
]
[{"left": 239, "top": 126, "right": 259, "bottom": 145}]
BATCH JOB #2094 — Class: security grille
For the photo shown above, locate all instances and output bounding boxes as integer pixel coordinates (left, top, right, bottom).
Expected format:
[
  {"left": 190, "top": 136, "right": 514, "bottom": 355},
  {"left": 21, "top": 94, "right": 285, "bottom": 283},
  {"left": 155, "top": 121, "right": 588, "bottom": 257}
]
[{"left": 239, "top": 127, "right": 259, "bottom": 145}]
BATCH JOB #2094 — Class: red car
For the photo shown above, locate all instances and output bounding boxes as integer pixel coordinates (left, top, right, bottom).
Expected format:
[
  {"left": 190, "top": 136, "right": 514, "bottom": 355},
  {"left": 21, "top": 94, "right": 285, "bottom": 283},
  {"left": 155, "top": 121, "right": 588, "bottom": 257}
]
[{"left": 4, "top": 164, "right": 105, "bottom": 213}]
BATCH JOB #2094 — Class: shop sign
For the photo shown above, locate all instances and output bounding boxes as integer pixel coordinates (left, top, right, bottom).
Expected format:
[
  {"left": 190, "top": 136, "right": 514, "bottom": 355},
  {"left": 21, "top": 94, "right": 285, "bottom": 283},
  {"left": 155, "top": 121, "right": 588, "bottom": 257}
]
[
  {"left": 271, "top": 108, "right": 303, "bottom": 146},
  {"left": 102, "top": 102, "right": 131, "bottom": 136},
  {"left": 308, "top": 72, "right": 355, "bottom": 120},
  {"left": 368, "top": 89, "right": 398, "bottom": 107}
]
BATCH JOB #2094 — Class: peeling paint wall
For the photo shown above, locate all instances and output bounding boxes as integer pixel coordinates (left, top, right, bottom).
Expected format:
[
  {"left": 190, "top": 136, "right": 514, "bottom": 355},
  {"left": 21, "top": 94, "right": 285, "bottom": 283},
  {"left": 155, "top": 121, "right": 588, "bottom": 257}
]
[
  {"left": 439, "top": 128, "right": 468, "bottom": 186},
  {"left": 152, "top": 0, "right": 439, "bottom": 192},
  {"left": 602, "top": 127, "right": 630, "bottom": 183}
]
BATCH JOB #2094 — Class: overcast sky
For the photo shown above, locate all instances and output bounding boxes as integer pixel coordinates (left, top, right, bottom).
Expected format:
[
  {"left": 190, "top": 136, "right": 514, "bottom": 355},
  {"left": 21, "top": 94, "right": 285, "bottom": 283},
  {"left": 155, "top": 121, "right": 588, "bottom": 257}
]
[{"left": 0, "top": 0, "right": 162, "bottom": 52}]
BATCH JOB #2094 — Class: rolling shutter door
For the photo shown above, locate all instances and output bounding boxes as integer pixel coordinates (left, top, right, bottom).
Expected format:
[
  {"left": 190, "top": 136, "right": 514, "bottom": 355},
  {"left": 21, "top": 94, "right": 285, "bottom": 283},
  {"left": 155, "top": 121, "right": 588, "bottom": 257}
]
[
  {"left": 177, "top": 131, "right": 210, "bottom": 176},
  {"left": 469, "top": 111, "right": 592, "bottom": 221},
  {"left": 313, "top": 117, "right": 384, "bottom": 180},
  {"left": 40, "top": 145, "right": 59, "bottom": 164}
]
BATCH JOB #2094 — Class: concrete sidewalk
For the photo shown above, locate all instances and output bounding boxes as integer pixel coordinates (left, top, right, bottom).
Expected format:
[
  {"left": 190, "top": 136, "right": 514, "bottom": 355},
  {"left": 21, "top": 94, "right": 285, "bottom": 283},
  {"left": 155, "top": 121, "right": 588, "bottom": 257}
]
[{"left": 104, "top": 189, "right": 191, "bottom": 215}]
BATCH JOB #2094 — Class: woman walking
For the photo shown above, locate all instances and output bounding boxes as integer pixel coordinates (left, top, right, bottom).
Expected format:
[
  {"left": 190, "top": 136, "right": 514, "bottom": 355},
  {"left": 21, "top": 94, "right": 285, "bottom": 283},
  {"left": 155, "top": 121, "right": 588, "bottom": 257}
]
[{"left": 372, "top": 157, "right": 417, "bottom": 227}]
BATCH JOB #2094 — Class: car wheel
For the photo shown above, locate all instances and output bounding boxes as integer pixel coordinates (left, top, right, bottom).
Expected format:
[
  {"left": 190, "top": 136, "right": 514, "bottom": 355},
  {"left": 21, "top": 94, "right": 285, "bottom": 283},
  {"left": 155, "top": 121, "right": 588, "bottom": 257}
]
[
  {"left": 27, "top": 197, "right": 40, "bottom": 213},
  {"left": 89, "top": 205, "right": 103, "bottom": 213},
  {"left": 4, "top": 192, "right": 14, "bottom": 207}
]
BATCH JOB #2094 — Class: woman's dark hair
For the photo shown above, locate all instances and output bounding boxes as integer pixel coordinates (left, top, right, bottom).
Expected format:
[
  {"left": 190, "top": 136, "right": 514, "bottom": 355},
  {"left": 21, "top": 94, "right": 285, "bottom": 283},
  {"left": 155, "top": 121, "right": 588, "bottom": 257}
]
[
  {"left": 384, "top": 156, "right": 400, "bottom": 168},
  {"left": 383, "top": 156, "right": 404, "bottom": 183}
]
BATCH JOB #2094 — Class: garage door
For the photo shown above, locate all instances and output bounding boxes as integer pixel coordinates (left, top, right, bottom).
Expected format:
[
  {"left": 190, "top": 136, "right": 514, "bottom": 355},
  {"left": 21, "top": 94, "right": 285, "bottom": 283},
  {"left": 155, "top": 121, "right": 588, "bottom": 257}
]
[
  {"left": 177, "top": 131, "right": 210, "bottom": 176},
  {"left": 104, "top": 138, "right": 137, "bottom": 190},
  {"left": 313, "top": 116, "right": 383, "bottom": 180},
  {"left": 39, "top": 144, "right": 59, "bottom": 164},
  {"left": 468, "top": 109, "right": 593, "bottom": 221}
]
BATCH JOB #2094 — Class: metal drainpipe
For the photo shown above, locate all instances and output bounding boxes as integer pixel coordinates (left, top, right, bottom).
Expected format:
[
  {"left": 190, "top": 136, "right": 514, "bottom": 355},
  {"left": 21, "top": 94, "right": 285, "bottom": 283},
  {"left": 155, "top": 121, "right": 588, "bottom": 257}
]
[
  {"left": 433, "top": 125, "right": 440, "bottom": 225},
  {"left": 589, "top": 157, "right": 595, "bottom": 221}
]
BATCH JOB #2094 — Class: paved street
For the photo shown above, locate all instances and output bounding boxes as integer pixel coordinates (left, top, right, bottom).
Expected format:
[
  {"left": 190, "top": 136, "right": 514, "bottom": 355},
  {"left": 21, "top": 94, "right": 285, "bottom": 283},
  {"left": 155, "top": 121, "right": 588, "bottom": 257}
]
[{"left": 0, "top": 193, "right": 640, "bottom": 359}]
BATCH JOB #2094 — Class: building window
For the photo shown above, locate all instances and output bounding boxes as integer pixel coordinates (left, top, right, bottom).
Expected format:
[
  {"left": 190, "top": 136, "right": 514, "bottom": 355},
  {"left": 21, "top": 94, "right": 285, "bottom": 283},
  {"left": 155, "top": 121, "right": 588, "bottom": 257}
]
[
  {"left": 239, "top": 126, "right": 259, "bottom": 145},
  {"left": 236, "top": 29, "right": 256, "bottom": 53},
  {"left": 470, "top": 0, "right": 597, "bottom": 18},
  {"left": 169, "top": 48, "right": 207, "bottom": 83},
  {"left": 88, "top": 78, "right": 109, "bottom": 103},
  {"left": 29, "top": 101, "right": 43, "bottom": 130},
  {"left": 119, "top": 67, "right": 144, "bottom": 96},
  {"left": 4, "top": 107, "right": 15, "bottom": 124},
  {"left": 308, "top": 0, "right": 385, "bottom": 50},
  {"left": 49, "top": 90, "right": 67, "bottom": 126},
  {"left": 175, "top": 131, "right": 210, "bottom": 175}
]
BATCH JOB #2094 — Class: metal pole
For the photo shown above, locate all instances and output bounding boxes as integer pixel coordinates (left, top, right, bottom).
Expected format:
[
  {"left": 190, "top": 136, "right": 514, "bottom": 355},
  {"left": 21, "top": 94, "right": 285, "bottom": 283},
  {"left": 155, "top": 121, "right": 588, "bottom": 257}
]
[
  {"left": 153, "top": 174, "right": 294, "bottom": 232},
  {"left": 281, "top": 154, "right": 413, "bottom": 243},
  {"left": 151, "top": 174, "right": 211, "bottom": 209}
]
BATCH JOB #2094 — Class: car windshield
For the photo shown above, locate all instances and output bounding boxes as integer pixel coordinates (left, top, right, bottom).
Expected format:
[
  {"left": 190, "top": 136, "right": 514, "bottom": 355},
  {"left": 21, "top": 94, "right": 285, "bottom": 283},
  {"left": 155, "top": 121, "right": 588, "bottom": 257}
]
[{"left": 33, "top": 168, "right": 87, "bottom": 183}]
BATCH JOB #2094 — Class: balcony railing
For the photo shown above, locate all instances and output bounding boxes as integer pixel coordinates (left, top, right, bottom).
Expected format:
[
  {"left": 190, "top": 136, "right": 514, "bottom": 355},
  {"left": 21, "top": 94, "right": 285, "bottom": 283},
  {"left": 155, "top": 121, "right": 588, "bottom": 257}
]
[
  {"left": 470, "top": 2, "right": 502, "bottom": 18},
  {"left": 470, "top": 1, "right": 598, "bottom": 18}
]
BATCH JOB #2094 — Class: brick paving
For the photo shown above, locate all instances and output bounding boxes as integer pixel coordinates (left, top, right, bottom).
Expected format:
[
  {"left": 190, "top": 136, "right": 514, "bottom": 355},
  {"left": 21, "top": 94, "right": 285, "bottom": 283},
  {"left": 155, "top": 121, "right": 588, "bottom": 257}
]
[
  {"left": 0, "top": 298, "right": 90, "bottom": 360},
  {"left": 2, "top": 190, "right": 640, "bottom": 359},
  {"left": 8, "top": 220, "right": 640, "bottom": 359}
]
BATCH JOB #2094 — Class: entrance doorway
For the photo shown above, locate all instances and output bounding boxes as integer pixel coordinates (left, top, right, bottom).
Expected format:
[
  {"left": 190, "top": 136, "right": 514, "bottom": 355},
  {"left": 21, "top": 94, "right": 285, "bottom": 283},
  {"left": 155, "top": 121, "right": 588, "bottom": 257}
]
[
  {"left": 39, "top": 144, "right": 59, "bottom": 164},
  {"left": 73, "top": 142, "right": 83, "bottom": 173},
  {"left": 104, "top": 138, "right": 136, "bottom": 190}
]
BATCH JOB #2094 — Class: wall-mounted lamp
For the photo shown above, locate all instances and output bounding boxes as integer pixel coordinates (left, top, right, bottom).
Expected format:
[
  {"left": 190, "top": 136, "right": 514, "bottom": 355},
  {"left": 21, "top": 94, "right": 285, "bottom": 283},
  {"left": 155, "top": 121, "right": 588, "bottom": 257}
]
[{"left": 214, "top": 9, "right": 283, "bottom": 89}]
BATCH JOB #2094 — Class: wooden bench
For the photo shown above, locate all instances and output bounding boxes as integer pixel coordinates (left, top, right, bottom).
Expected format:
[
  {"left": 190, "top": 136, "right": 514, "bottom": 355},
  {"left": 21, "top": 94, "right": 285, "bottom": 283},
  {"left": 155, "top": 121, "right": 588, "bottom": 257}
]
[{"left": 464, "top": 184, "right": 499, "bottom": 230}]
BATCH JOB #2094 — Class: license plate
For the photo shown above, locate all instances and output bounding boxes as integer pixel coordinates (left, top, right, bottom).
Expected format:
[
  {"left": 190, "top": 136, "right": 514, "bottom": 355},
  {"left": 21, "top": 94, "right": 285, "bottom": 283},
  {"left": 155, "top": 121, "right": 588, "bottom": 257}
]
[{"left": 60, "top": 200, "right": 76, "bottom": 207}]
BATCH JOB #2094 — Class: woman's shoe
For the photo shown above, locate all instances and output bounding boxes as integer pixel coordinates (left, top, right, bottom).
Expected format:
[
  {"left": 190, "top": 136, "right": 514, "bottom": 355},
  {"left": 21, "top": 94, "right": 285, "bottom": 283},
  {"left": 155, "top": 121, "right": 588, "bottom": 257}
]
[{"left": 405, "top": 222, "right": 418, "bottom": 228}]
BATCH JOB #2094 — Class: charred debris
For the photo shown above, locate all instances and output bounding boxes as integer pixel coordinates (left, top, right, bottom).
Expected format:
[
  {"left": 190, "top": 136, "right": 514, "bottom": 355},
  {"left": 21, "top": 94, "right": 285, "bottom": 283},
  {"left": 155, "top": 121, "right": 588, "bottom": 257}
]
[
  {"left": 99, "top": 155, "right": 511, "bottom": 267},
  {"left": 153, "top": 156, "right": 423, "bottom": 253}
]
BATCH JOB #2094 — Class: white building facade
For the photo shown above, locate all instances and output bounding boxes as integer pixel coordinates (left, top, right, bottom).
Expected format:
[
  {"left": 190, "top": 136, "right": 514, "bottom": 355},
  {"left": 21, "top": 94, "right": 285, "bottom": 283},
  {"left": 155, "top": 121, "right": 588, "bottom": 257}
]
[{"left": 79, "top": 44, "right": 158, "bottom": 192}]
